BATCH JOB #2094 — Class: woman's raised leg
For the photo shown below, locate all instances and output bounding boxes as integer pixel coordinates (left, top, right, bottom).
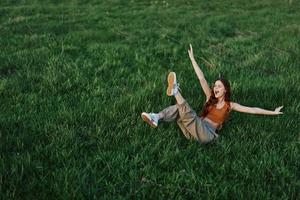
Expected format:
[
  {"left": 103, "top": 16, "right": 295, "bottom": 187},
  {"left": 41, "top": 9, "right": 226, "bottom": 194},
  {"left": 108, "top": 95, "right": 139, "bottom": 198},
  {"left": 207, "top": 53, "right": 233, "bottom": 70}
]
[{"left": 168, "top": 72, "right": 215, "bottom": 143}]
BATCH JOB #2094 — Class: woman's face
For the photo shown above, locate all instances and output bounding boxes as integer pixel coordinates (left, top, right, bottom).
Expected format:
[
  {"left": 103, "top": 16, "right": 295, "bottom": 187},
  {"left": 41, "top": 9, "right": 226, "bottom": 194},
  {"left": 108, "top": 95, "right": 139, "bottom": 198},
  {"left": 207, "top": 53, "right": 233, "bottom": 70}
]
[{"left": 213, "top": 80, "right": 226, "bottom": 99}]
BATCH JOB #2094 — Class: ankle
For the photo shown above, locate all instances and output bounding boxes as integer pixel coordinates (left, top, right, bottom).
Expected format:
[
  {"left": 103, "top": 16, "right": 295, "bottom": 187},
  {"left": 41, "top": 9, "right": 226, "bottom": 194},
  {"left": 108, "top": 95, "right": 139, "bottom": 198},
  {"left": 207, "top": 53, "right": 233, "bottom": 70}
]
[{"left": 157, "top": 113, "right": 164, "bottom": 120}]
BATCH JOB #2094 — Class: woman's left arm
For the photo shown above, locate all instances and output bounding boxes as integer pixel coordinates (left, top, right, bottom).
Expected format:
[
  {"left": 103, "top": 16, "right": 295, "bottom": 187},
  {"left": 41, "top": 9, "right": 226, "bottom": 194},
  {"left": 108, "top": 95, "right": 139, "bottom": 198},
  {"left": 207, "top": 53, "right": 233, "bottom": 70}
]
[{"left": 230, "top": 102, "right": 284, "bottom": 115}]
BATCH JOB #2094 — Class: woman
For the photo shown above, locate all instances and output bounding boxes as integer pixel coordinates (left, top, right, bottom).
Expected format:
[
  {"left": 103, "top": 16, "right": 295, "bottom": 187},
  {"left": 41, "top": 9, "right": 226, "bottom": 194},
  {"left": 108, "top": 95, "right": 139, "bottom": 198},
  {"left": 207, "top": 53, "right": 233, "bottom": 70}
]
[{"left": 141, "top": 44, "right": 283, "bottom": 144}]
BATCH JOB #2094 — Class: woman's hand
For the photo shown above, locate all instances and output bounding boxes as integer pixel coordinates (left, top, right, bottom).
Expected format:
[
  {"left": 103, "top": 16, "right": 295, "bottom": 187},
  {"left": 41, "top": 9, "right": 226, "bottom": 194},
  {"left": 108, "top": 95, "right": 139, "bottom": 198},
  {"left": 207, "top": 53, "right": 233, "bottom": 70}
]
[
  {"left": 274, "top": 106, "right": 284, "bottom": 114},
  {"left": 188, "top": 44, "right": 195, "bottom": 61}
]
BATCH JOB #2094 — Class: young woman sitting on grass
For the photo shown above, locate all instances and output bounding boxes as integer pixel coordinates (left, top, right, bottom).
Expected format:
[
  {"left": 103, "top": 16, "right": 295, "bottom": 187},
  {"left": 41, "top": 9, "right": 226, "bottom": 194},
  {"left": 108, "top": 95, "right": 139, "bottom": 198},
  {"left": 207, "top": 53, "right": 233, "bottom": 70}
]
[{"left": 141, "top": 44, "right": 284, "bottom": 144}]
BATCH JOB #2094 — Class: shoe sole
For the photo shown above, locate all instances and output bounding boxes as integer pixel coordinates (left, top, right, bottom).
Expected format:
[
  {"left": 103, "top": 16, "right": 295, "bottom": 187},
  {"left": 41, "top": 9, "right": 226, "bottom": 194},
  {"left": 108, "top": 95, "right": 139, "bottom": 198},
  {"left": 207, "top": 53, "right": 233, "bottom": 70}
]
[
  {"left": 167, "top": 72, "right": 176, "bottom": 96},
  {"left": 141, "top": 113, "right": 157, "bottom": 128}
]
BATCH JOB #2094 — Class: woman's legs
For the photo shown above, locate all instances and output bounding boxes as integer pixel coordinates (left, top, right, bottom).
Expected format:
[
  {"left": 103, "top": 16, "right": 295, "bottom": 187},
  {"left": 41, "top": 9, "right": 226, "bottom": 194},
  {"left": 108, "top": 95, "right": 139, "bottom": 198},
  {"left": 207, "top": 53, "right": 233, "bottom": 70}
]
[
  {"left": 142, "top": 72, "right": 215, "bottom": 143},
  {"left": 158, "top": 104, "right": 193, "bottom": 139},
  {"left": 175, "top": 96, "right": 215, "bottom": 143},
  {"left": 167, "top": 72, "right": 215, "bottom": 143}
]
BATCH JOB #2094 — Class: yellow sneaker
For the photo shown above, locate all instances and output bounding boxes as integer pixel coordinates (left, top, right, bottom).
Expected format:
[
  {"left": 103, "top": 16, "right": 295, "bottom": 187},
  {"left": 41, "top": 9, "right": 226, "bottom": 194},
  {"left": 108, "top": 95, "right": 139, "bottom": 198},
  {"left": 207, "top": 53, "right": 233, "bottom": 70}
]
[{"left": 167, "top": 72, "right": 179, "bottom": 96}]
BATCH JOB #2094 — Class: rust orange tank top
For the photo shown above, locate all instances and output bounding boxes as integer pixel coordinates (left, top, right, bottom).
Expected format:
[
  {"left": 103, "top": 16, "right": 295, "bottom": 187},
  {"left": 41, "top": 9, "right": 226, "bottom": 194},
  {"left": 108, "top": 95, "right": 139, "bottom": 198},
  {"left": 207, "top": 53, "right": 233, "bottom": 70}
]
[{"left": 205, "top": 102, "right": 231, "bottom": 125}]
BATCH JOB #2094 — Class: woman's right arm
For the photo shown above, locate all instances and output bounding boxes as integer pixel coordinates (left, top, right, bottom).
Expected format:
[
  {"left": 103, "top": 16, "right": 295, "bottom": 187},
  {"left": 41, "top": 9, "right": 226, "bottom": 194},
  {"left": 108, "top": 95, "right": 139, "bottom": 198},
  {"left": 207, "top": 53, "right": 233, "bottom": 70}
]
[{"left": 188, "top": 44, "right": 211, "bottom": 101}]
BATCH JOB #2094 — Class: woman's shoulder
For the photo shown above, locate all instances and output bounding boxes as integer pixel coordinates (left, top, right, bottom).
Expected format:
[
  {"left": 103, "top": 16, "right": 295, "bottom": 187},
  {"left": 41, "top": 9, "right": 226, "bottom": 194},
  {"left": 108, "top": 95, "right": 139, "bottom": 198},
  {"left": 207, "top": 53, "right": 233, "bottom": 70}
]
[
  {"left": 228, "top": 101, "right": 237, "bottom": 107},
  {"left": 227, "top": 101, "right": 236, "bottom": 111},
  {"left": 225, "top": 101, "right": 233, "bottom": 107}
]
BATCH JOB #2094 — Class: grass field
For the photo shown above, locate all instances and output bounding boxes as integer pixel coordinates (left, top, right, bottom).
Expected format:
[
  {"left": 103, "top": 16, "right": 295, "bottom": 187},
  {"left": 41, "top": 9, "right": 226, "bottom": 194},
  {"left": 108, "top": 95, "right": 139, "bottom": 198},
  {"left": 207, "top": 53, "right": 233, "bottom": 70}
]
[{"left": 1, "top": 0, "right": 300, "bottom": 199}]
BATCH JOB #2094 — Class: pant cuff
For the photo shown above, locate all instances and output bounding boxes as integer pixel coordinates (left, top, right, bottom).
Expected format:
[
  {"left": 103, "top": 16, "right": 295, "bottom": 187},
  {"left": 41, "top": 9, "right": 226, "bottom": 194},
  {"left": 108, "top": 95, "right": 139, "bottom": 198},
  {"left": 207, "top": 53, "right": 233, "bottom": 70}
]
[{"left": 176, "top": 100, "right": 187, "bottom": 107}]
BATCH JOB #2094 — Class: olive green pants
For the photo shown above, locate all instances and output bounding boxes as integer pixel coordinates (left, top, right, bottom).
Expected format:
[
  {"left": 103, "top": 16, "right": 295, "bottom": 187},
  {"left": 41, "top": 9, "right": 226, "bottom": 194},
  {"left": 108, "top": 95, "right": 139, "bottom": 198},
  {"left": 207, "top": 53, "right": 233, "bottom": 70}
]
[{"left": 159, "top": 101, "right": 218, "bottom": 144}]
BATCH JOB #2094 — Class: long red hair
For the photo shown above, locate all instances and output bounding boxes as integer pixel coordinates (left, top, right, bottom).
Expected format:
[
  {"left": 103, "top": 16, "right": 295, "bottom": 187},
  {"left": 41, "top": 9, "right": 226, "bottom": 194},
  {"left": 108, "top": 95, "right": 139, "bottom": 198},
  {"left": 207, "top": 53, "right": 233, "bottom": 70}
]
[{"left": 201, "top": 78, "right": 231, "bottom": 121}]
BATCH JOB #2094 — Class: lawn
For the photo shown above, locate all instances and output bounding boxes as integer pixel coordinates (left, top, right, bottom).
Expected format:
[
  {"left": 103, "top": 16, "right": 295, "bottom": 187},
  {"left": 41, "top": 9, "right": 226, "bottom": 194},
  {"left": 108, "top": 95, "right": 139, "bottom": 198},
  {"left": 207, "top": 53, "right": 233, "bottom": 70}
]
[{"left": 1, "top": 0, "right": 300, "bottom": 199}]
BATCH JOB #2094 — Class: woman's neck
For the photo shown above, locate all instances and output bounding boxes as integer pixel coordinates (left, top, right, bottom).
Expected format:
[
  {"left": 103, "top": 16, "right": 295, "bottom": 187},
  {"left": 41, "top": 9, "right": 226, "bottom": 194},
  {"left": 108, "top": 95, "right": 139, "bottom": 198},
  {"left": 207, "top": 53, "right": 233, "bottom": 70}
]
[{"left": 217, "top": 96, "right": 225, "bottom": 104}]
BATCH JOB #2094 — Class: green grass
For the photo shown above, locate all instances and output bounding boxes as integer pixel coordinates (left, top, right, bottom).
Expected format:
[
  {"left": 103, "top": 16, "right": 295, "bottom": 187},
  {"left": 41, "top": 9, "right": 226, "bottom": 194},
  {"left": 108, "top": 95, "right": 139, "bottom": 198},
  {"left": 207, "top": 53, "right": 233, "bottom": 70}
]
[{"left": 1, "top": 0, "right": 300, "bottom": 199}]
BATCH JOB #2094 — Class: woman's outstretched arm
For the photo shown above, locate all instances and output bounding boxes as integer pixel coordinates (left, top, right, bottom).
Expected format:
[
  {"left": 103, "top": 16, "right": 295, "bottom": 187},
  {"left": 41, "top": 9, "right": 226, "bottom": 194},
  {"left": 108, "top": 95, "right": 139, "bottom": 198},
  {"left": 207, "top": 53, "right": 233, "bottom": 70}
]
[
  {"left": 230, "top": 102, "right": 284, "bottom": 115},
  {"left": 188, "top": 44, "right": 211, "bottom": 102}
]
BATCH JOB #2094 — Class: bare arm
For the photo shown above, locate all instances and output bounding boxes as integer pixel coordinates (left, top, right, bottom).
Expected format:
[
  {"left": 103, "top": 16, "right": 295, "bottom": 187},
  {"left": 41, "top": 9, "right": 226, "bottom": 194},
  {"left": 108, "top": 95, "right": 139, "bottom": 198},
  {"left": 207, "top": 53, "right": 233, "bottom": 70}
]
[
  {"left": 188, "top": 44, "right": 211, "bottom": 101},
  {"left": 230, "top": 102, "right": 284, "bottom": 115}
]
